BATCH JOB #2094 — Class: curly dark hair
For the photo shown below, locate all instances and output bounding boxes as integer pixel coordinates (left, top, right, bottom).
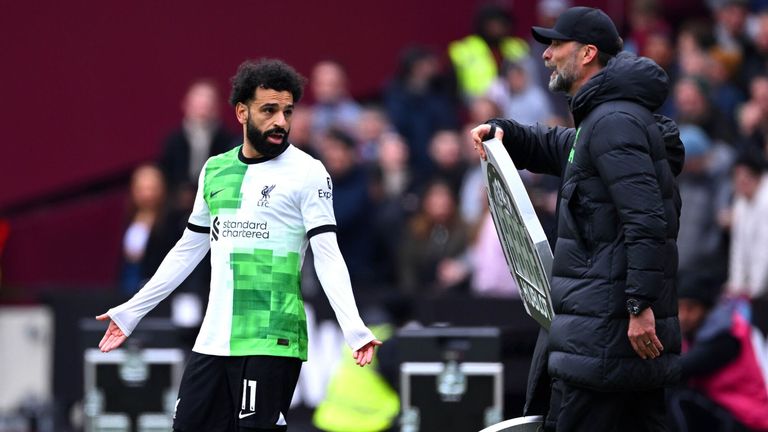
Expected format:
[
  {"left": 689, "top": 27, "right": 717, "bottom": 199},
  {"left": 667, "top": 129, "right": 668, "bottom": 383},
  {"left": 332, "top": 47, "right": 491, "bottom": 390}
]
[{"left": 229, "top": 58, "right": 306, "bottom": 106}]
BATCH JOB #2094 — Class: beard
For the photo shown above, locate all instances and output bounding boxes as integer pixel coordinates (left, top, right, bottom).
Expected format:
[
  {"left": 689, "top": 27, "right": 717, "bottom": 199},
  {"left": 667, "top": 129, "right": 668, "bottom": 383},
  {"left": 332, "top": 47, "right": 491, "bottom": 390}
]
[
  {"left": 246, "top": 116, "right": 290, "bottom": 158},
  {"left": 548, "top": 70, "right": 574, "bottom": 93},
  {"left": 546, "top": 57, "right": 579, "bottom": 93}
]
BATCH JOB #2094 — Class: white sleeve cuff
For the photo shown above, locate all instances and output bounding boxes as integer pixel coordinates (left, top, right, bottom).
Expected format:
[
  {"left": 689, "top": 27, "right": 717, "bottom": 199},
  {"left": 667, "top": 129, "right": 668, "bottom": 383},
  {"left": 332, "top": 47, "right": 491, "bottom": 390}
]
[
  {"left": 108, "top": 228, "right": 210, "bottom": 336},
  {"left": 310, "top": 232, "right": 376, "bottom": 351}
]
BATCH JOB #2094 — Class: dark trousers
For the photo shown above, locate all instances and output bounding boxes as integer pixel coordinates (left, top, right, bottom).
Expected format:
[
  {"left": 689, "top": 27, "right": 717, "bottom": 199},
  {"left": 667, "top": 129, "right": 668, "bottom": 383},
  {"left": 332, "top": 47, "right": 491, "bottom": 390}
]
[{"left": 545, "top": 379, "right": 669, "bottom": 432}]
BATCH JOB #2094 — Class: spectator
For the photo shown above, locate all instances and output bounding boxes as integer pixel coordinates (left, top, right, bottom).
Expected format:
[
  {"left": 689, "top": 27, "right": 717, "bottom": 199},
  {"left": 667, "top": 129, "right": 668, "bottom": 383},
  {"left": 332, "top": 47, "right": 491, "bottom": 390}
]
[
  {"left": 708, "top": 49, "right": 748, "bottom": 122},
  {"left": 383, "top": 45, "right": 458, "bottom": 172},
  {"left": 741, "top": 10, "right": 768, "bottom": 85},
  {"left": 469, "top": 202, "right": 519, "bottom": 298},
  {"left": 310, "top": 60, "right": 361, "bottom": 137},
  {"left": 521, "top": 170, "right": 560, "bottom": 247},
  {"left": 726, "top": 150, "right": 768, "bottom": 300},
  {"left": 370, "top": 132, "right": 419, "bottom": 206},
  {"left": 398, "top": 178, "right": 470, "bottom": 295},
  {"left": 674, "top": 76, "right": 740, "bottom": 145},
  {"left": 427, "top": 129, "right": 469, "bottom": 195},
  {"left": 486, "top": 60, "right": 554, "bottom": 125},
  {"left": 738, "top": 74, "right": 768, "bottom": 156},
  {"left": 120, "top": 164, "right": 166, "bottom": 294},
  {"left": 466, "top": 95, "right": 503, "bottom": 126},
  {"left": 677, "top": 15, "right": 746, "bottom": 119},
  {"left": 370, "top": 132, "right": 420, "bottom": 286},
  {"left": 676, "top": 125, "right": 731, "bottom": 282},
  {"left": 710, "top": 0, "right": 756, "bottom": 75},
  {"left": 448, "top": 4, "right": 530, "bottom": 100},
  {"left": 676, "top": 19, "right": 717, "bottom": 82},
  {"left": 641, "top": 28, "right": 679, "bottom": 117},
  {"left": 318, "top": 128, "right": 374, "bottom": 286},
  {"left": 624, "top": 0, "right": 672, "bottom": 55},
  {"left": 678, "top": 18, "right": 718, "bottom": 54},
  {"left": 459, "top": 98, "right": 503, "bottom": 227},
  {"left": 151, "top": 85, "right": 232, "bottom": 299},
  {"left": 645, "top": 28, "right": 678, "bottom": 79},
  {"left": 356, "top": 105, "right": 392, "bottom": 164},
  {"left": 286, "top": 104, "right": 317, "bottom": 158},
  {"left": 158, "top": 79, "right": 235, "bottom": 205},
  {"left": 155, "top": 82, "right": 233, "bottom": 299},
  {"left": 668, "top": 272, "right": 768, "bottom": 432}
]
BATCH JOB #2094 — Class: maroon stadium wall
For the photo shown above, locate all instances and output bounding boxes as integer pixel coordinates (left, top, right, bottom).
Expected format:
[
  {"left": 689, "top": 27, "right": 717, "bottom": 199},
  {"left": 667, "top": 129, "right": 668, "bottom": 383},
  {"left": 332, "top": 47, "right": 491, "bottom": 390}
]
[{"left": 2, "top": 0, "right": 623, "bottom": 295}]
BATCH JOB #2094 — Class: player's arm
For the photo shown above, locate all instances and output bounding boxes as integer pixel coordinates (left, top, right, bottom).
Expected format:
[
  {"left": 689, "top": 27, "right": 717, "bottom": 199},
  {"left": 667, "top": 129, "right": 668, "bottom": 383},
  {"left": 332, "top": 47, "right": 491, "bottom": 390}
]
[
  {"left": 300, "top": 160, "right": 380, "bottom": 366},
  {"left": 97, "top": 227, "right": 210, "bottom": 351},
  {"left": 97, "top": 162, "right": 212, "bottom": 352},
  {"left": 310, "top": 231, "right": 381, "bottom": 367}
]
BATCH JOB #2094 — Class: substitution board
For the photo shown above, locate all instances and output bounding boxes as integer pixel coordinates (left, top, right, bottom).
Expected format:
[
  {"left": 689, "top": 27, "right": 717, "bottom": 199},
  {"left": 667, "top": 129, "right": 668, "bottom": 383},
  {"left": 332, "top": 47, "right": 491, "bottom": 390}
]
[{"left": 481, "top": 138, "right": 554, "bottom": 329}]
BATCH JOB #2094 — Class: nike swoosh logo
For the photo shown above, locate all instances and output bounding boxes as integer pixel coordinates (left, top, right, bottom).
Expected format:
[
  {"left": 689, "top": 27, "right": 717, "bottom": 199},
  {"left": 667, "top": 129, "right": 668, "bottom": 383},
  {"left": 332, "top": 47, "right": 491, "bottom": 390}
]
[
  {"left": 210, "top": 188, "right": 226, "bottom": 198},
  {"left": 238, "top": 411, "right": 256, "bottom": 419}
]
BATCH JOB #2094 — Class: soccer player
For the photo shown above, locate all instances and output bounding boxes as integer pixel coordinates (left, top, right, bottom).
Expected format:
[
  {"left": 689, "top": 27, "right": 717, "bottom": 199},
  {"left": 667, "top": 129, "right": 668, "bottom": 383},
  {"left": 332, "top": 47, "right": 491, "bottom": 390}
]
[{"left": 96, "top": 59, "right": 381, "bottom": 431}]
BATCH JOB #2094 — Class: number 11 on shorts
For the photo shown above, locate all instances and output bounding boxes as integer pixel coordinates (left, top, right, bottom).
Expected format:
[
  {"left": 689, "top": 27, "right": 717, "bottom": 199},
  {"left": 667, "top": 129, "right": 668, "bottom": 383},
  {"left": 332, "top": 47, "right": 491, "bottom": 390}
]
[{"left": 242, "top": 379, "right": 257, "bottom": 411}]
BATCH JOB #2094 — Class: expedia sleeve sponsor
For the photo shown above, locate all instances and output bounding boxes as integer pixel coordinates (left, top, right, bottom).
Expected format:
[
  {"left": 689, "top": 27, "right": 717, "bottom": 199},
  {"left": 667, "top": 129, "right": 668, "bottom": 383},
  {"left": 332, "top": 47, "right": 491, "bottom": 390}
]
[
  {"left": 317, "top": 175, "right": 333, "bottom": 199},
  {"left": 299, "top": 162, "right": 337, "bottom": 231},
  {"left": 218, "top": 220, "right": 271, "bottom": 239}
]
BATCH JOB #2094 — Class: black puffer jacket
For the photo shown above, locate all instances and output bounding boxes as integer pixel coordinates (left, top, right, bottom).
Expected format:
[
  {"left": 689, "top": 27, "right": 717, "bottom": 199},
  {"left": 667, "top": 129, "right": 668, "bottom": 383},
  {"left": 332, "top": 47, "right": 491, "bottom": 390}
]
[{"left": 489, "top": 52, "right": 684, "bottom": 391}]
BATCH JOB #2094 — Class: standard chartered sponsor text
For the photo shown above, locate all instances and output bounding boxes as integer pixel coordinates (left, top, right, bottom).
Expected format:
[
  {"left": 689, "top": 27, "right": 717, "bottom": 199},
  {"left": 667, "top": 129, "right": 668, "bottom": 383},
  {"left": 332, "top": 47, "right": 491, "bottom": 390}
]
[{"left": 221, "top": 220, "right": 270, "bottom": 239}]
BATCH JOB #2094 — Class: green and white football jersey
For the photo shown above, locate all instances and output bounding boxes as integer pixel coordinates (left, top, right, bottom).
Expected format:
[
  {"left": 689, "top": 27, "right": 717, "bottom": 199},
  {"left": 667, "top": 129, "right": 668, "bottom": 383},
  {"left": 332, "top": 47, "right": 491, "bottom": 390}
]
[{"left": 187, "top": 145, "right": 336, "bottom": 360}]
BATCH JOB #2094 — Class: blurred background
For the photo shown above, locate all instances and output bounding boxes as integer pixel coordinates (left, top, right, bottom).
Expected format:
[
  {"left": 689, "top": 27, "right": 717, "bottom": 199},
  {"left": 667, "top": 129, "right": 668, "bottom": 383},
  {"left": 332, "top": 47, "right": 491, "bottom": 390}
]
[{"left": 3, "top": 0, "right": 768, "bottom": 430}]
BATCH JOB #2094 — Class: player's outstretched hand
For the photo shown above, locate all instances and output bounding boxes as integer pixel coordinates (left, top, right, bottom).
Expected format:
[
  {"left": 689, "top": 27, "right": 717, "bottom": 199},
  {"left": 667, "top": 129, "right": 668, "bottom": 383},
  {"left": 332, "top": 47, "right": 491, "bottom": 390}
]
[
  {"left": 96, "top": 313, "right": 127, "bottom": 353},
  {"left": 353, "top": 339, "right": 383, "bottom": 367}
]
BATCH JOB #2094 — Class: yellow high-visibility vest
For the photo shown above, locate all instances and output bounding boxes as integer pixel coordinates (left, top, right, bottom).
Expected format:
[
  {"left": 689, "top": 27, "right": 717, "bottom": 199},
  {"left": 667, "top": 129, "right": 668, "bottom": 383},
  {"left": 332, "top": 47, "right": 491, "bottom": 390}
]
[
  {"left": 449, "top": 34, "right": 529, "bottom": 98},
  {"left": 312, "top": 325, "right": 399, "bottom": 432}
]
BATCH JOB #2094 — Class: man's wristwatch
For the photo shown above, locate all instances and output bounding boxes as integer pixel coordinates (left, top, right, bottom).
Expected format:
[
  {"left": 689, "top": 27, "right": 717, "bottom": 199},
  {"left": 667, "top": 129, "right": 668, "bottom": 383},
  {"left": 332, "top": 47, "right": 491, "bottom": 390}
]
[{"left": 626, "top": 298, "right": 651, "bottom": 316}]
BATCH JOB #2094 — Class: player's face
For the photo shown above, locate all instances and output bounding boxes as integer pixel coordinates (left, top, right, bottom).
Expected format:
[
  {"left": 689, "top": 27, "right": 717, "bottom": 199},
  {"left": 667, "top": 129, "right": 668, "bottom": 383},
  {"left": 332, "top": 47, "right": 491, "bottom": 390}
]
[
  {"left": 243, "top": 88, "right": 294, "bottom": 157},
  {"left": 543, "top": 40, "right": 582, "bottom": 94}
]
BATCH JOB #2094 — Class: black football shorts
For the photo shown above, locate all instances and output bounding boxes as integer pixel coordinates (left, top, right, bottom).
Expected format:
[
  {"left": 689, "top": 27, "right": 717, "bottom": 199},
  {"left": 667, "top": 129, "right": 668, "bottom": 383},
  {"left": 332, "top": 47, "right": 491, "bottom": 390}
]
[{"left": 173, "top": 352, "right": 301, "bottom": 431}]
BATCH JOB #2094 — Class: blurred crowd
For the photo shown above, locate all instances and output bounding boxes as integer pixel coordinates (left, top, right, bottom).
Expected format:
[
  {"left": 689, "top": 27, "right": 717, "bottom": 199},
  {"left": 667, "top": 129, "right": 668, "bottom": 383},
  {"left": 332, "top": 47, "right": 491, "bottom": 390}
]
[
  {"left": 122, "top": 0, "right": 768, "bottom": 304},
  {"left": 116, "top": 0, "right": 768, "bottom": 428}
]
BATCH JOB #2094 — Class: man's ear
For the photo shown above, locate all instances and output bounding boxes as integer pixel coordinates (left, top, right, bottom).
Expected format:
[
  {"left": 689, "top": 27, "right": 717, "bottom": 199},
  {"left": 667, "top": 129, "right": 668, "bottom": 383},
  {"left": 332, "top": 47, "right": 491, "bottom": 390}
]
[
  {"left": 236, "top": 102, "right": 248, "bottom": 125},
  {"left": 582, "top": 44, "right": 598, "bottom": 65}
]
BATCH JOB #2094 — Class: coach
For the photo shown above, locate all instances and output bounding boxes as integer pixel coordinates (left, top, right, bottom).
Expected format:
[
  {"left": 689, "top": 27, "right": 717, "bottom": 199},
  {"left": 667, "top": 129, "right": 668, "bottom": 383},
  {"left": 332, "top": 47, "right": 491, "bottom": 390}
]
[{"left": 471, "top": 7, "right": 684, "bottom": 431}]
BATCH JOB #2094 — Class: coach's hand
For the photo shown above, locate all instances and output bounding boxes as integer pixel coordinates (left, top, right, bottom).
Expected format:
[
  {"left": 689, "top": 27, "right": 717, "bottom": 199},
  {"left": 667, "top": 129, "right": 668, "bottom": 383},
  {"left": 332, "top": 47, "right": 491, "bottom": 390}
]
[
  {"left": 469, "top": 124, "right": 504, "bottom": 161},
  {"left": 96, "top": 313, "right": 127, "bottom": 353},
  {"left": 353, "top": 339, "right": 383, "bottom": 367},
  {"left": 628, "top": 308, "right": 663, "bottom": 360}
]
